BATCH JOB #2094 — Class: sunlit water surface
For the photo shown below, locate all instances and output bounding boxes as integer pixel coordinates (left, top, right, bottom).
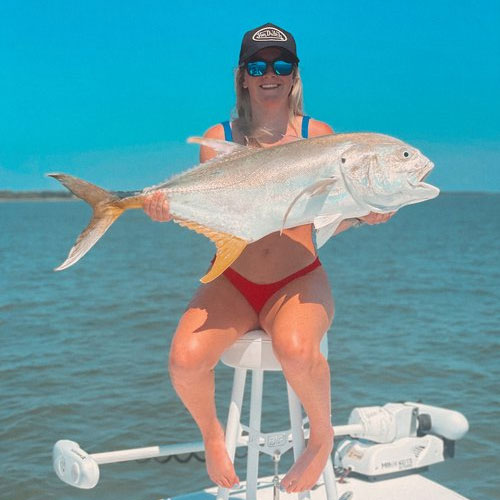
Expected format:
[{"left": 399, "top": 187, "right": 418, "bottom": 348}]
[{"left": 1, "top": 194, "right": 499, "bottom": 500}]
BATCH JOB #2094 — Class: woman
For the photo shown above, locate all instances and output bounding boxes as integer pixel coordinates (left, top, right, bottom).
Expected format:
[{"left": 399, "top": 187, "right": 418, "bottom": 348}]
[{"left": 144, "top": 23, "right": 393, "bottom": 493}]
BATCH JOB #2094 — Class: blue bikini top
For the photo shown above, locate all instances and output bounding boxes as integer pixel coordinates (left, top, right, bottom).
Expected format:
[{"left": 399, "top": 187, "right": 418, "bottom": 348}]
[{"left": 221, "top": 116, "right": 310, "bottom": 142}]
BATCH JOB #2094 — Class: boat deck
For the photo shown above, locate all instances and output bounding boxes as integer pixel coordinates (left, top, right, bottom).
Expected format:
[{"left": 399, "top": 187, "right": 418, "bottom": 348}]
[{"left": 170, "top": 473, "right": 469, "bottom": 500}]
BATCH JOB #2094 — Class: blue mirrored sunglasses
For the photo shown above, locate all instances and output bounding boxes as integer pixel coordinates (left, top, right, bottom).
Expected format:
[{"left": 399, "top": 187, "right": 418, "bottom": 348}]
[{"left": 245, "top": 59, "right": 295, "bottom": 77}]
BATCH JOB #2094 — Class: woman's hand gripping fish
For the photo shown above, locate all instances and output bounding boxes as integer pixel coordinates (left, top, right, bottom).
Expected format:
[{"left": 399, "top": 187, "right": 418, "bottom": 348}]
[{"left": 48, "top": 133, "right": 439, "bottom": 282}]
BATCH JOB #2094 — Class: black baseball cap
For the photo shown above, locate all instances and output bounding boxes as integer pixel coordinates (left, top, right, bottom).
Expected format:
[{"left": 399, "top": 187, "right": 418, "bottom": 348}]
[{"left": 238, "top": 23, "right": 299, "bottom": 65}]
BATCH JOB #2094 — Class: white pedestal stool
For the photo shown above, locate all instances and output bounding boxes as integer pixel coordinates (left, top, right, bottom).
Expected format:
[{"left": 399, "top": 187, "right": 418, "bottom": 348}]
[{"left": 216, "top": 329, "right": 338, "bottom": 500}]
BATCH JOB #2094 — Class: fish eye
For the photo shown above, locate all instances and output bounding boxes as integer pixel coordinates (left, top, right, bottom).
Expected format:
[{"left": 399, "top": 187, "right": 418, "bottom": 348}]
[
  {"left": 341, "top": 158, "right": 346, "bottom": 164},
  {"left": 403, "top": 151, "right": 410, "bottom": 158}
]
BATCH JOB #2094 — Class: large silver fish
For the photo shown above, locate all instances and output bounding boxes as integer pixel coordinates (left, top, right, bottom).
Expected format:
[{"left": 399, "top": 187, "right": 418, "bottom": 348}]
[{"left": 48, "top": 133, "right": 439, "bottom": 282}]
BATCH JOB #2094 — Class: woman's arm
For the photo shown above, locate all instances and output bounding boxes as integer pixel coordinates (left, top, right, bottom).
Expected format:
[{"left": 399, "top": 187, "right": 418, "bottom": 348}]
[
  {"left": 333, "top": 212, "right": 396, "bottom": 236},
  {"left": 199, "top": 124, "right": 226, "bottom": 163},
  {"left": 359, "top": 212, "right": 395, "bottom": 225},
  {"left": 307, "top": 119, "right": 334, "bottom": 137},
  {"left": 333, "top": 218, "right": 360, "bottom": 236}
]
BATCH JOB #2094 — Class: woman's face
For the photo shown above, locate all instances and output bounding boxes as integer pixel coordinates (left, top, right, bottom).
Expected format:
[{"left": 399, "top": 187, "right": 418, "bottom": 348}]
[{"left": 243, "top": 47, "right": 295, "bottom": 107}]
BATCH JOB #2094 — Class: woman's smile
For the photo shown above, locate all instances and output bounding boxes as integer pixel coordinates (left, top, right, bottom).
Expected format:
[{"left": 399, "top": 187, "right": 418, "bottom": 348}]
[{"left": 260, "top": 83, "right": 280, "bottom": 89}]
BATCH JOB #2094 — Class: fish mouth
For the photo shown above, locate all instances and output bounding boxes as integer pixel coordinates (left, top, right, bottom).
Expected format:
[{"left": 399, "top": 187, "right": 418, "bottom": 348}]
[
  {"left": 419, "top": 161, "right": 434, "bottom": 182},
  {"left": 408, "top": 161, "right": 435, "bottom": 189}
]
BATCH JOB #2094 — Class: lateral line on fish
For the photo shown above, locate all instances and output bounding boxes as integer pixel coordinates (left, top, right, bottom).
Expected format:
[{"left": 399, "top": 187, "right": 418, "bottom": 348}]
[{"left": 160, "top": 148, "right": 260, "bottom": 192}]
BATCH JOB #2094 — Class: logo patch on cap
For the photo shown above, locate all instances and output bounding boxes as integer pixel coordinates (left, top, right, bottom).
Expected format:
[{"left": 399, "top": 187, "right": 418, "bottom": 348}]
[{"left": 252, "top": 27, "right": 287, "bottom": 42}]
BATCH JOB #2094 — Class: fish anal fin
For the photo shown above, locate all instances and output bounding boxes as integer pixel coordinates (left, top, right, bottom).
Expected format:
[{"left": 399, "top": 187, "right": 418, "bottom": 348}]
[
  {"left": 200, "top": 239, "right": 247, "bottom": 283},
  {"left": 174, "top": 217, "right": 248, "bottom": 283}
]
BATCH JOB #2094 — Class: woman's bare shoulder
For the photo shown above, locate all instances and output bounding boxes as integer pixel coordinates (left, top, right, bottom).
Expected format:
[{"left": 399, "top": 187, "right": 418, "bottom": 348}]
[
  {"left": 203, "top": 123, "right": 226, "bottom": 139},
  {"left": 307, "top": 118, "right": 335, "bottom": 137},
  {"left": 200, "top": 124, "right": 226, "bottom": 162}
]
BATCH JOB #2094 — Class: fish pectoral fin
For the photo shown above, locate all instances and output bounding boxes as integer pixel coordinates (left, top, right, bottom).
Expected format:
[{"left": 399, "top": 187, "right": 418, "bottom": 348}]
[
  {"left": 313, "top": 213, "right": 342, "bottom": 229},
  {"left": 314, "top": 214, "right": 343, "bottom": 248},
  {"left": 174, "top": 217, "right": 247, "bottom": 283},
  {"left": 187, "top": 136, "right": 248, "bottom": 156},
  {"left": 281, "top": 178, "right": 339, "bottom": 232}
]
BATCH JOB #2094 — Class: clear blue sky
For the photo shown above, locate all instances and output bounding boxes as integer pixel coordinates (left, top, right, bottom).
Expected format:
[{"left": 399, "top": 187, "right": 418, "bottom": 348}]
[{"left": 1, "top": 0, "right": 499, "bottom": 191}]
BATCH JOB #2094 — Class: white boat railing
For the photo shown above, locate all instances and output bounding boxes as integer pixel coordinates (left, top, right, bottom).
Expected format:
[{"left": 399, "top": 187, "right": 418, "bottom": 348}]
[{"left": 52, "top": 401, "right": 468, "bottom": 491}]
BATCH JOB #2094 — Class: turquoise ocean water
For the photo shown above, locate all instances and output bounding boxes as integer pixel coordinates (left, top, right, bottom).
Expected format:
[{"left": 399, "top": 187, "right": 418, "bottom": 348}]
[{"left": 1, "top": 193, "right": 499, "bottom": 500}]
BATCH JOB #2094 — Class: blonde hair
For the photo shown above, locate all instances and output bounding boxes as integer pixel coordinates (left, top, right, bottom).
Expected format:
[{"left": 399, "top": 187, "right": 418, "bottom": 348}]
[{"left": 232, "top": 65, "right": 304, "bottom": 138}]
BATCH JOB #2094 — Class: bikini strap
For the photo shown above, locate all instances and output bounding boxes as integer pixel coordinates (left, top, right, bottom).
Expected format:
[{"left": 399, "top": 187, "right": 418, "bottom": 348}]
[
  {"left": 221, "top": 121, "right": 233, "bottom": 142},
  {"left": 301, "top": 115, "right": 311, "bottom": 139},
  {"left": 223, "top": 118, "right": 307, "bottom": 141}
]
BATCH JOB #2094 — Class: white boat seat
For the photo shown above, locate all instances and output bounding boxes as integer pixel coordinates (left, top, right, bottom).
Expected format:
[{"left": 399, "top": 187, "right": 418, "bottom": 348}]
[
  {"left": 221, "top": 329, "right": 329, "bottom": 371},
  {"left": 217, "top": 329, "right": 337, "bottom": 500}
]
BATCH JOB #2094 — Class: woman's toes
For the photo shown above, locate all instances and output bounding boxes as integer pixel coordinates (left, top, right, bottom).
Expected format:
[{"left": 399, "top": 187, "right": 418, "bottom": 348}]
[{"left": 218, "top": 476, "right": 230, "bottom": 488}]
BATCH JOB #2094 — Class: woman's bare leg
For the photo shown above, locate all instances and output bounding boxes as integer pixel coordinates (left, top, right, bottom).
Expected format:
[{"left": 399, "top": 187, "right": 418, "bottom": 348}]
[
  {"left": 260, "top": 266, "right": 334, "bottom": 493},
  {"left": 169, "top": 275, "right": 259, "bottom": 488}
]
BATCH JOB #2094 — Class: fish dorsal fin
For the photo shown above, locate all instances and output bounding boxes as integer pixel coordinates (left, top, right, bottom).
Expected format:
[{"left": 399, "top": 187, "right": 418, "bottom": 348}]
[
  {"left": 174, "top": 217, "right": 247, "bottom": 283},
  {"left": 187, "top": 137, "right": 248, "bottom": 156},
  {"left": 280, "top": 133, "right": 303, "bottom": 142}
]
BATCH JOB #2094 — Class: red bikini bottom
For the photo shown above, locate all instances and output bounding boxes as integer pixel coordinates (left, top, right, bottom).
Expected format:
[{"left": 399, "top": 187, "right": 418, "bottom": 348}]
[{"left": 222, "top": 257, "right": 322, "bottom": 314}]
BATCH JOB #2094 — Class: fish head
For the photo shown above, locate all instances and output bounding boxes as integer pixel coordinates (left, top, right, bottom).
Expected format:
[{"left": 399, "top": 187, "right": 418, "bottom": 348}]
[{"left": 339, "top": 134, "right": 439, "bottom": 212}]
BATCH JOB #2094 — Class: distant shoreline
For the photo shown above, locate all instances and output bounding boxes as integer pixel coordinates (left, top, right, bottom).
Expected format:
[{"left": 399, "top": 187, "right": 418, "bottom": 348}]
[{"left": 0, "top": 191, "right": 75, "bottom": 202}]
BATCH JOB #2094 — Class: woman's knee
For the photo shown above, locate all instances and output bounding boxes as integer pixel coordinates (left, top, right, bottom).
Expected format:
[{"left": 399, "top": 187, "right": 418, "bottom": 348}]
[
  {"left": 168, "top": 336, "right": 217, "bottom": 376},
  {"left": 271, "top": 331, "right": 323, "bottom": 367}
]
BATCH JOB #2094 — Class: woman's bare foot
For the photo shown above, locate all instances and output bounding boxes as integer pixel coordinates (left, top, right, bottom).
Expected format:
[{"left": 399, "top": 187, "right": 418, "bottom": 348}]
[
  {"left": 280, "top": 429, "right": 334, "bottom": 493},
  {"left": 203, "top": 422, "right": 240, "bottom": 488}
]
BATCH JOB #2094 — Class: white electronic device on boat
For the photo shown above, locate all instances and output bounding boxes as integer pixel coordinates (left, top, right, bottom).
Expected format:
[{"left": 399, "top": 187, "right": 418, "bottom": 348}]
[{"left": 333, "top": 402, "right": 469, "bottom": 479}]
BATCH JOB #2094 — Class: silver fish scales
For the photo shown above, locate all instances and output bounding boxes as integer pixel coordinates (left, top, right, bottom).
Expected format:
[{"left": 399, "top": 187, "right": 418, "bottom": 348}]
[{"left": 48, "top": 133, "right": 439, "bottom": 282}]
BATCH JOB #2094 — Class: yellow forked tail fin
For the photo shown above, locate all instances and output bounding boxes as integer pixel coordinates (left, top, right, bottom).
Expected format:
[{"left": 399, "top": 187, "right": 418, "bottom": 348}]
[
  {"left": 47, "top": 173, "right": 142, "bottom": 271},
  {"left": 49, "top": 173, "right": 246, "bottom": 280}
]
